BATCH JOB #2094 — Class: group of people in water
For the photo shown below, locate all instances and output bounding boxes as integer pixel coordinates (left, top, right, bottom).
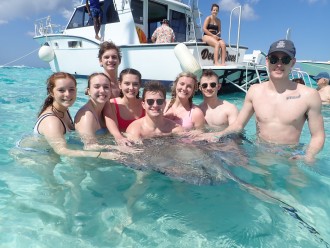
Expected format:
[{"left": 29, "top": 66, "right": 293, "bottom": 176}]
[{"left": 34, "top": 33, "right": 326, "bottom": 164}]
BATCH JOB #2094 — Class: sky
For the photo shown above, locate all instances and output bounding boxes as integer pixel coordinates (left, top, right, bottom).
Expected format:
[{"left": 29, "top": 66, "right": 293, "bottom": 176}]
[{"left": 0, "top": 0, "right": 329, "bottom": 68}]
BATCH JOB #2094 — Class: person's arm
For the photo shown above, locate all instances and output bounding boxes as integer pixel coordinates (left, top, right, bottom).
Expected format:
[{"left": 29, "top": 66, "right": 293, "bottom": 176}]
[
  {"left": 151, "top": 29, "right": 157, "bottom": 43},
  {"left": 305, "top": 90, "right": 325, "bottom": 161},
  {"left": 216, "top": 18, "right": 222, "bottom": 37},
  {"left": 126, "top": 120, "right": 143, "bottom": 144},
  {"left": 39, "top": 116, "right": 122, "bottom": 160},
  {"left": 192, "top": 106, "right": 206, "bottom": 129},
  {"left": 196, "top": 85, "right": 256, "bottom": 142},
  {"left": 103, "top": 101, "right": 132, "bottom": 146},
  {"left": 227, "top": 103, "right": 239, "bottom": 125},
  {"left": 85, "top": 0, "right": 91, "bottom": 16}
]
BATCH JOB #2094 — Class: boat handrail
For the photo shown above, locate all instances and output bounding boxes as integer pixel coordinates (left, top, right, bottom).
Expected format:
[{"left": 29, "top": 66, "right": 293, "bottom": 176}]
[
  {"left": 228, "top": 6, "right": 242, "bottom": 63},
  {"left": 290, "top": 69, "right": 313, "bottom": 87},
  {"left": 34, "top": 16, "right": 63, "bottom": 36}
]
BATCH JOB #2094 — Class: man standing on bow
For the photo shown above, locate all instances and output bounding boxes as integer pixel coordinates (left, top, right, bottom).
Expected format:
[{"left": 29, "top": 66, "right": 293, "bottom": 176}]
[{"left": 86, "top": 0, "right": 102, "bottom": 40}]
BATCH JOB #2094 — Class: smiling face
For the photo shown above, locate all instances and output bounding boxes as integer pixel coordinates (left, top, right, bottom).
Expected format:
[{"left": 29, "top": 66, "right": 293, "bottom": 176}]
[
  {"left": 99, "top": 49, "right": 120, "bottom": 72},
  {"left": 267, "top": 52, "right": 295, "bottom": 79},
  {"left": 142, "top": 91, "right": 165, "bottom": 117},
  {"left": 87, "top": 74, "right": 111, "bottom": 105},
  {"left": 175, "top": 76, "right": 196, "bottom": 100},
  {"left": 199, "top": 75, "right": 220, "bottom": 98},
  {"left": 51, "top": 77, "right": 77, "bottom": 111},
  {"left": 119, "top": 73, "right": 141, "bottom": 99},
  {"left": 211, "top": 5, "right": 219, "bottom": 16}
]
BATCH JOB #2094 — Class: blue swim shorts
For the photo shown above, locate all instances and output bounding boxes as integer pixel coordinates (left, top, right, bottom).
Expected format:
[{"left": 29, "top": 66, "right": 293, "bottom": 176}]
[{"left": 90, "top": 8, "right": 103, "bottom": 18}]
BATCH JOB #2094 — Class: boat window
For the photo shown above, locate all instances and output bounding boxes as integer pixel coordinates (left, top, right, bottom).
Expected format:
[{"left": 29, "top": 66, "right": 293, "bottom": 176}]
[
  {"left": 102, "top": 0, "right": 119, "bottom": 23},
  {"left": 170, "top": 10, "right": 187, "bottom": 42},
  {"left": 67, "top": 2, "right": 119, "bottom": 30},
  {"left": 68, "top": 41, "right": 82, "bottom": 48},
  {"left": 67, "top": 6, "right": 88, "bottom": 29},
  {"left": 131, "top": 0, "right": 143, "bottom": 25},
  {"left": 148, "top": 1, "right": 167, "bottom": 41}
]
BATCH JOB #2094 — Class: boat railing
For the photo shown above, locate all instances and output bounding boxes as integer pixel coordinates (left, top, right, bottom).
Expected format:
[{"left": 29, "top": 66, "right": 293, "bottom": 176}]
[
  {"left": 228, "top": 6, "right": 242, "bottom": 63},
  {"left": 290, "top": 69, "right": 314, "bottom": 87},
  {"left": 34, "top": 16, "right": 63, "bottom": 36}
]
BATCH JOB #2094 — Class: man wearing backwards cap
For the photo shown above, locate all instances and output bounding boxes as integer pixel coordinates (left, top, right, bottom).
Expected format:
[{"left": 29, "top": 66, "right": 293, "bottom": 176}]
[
  {"left": 314, "top": 72, "right": 330, "bottom": 104},
  {"left": 199, "top": 39, "right": 325, "bottom": 162}
]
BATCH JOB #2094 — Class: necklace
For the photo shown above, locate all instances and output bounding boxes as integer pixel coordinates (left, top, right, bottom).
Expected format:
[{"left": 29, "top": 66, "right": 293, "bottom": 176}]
[{"left": 52, "top": 105, "right": 65, "bottom": 118}]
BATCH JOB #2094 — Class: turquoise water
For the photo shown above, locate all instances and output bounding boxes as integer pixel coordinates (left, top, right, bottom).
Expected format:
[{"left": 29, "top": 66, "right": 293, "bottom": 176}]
[{"left": 1, "top": 67, "right": 330, "bottom": 247}]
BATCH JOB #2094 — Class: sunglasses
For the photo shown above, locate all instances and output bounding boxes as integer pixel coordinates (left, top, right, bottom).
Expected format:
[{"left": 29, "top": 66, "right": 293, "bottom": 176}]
[
  {"left": 201, "top": 82, "right": 217, "bottom": 89},
  {"left": 145, "top": 99, "right": 165, "bottom": 106},
  {"left": 268, "top": 55, "right": 292, "bottom": 65}
]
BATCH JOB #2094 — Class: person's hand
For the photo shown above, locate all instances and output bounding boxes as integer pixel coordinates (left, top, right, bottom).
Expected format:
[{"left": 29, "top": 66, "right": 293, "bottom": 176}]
[
  {"left": 99, "top": 151, "right": 125, "bottom": 160},
  {"left": 114, "top": 145, "right": 143, "bottom": 154},
  {"left": 115, "top": 137, "right": 132, "bottom": 146}
]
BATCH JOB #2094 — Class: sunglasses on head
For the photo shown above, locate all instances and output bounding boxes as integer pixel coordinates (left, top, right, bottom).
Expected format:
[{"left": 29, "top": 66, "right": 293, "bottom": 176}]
[
  {"left": 201, "top": 82, "right": 217, "bottom": 89},
  {"left": 145, "top": 99, "right": 165, "bottom": 106},
  {"left": 268, "top": 55, "right": 292, "bottom": 65}
]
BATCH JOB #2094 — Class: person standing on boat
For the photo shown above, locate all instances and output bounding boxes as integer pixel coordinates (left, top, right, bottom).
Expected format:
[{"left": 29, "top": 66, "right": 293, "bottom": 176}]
[
  {"left": 34, "top": 72, "right": 124, "bottom": 160},
  {"left": 151, "top": 19, "right": 175, "bottom": 43},
  {"left": 198, "top": 69, "right": 238, "bottom": 129},
  {"left": 164, "top": 72, "right": 205, "bottom": 130},
  {"left": 98, "top": 41, "right": 122, "bottom": 98},
  {"left": 126, "top": 81, "right": 184, "bottom": 142},
  {"left": 86, "top": 0, "right": 102, "bottom": 40},
  {"left": 202, "top": 3, "right": 227, "bottom": 66},
  {"left": 198, "top": 39, "right": 325, "bottom": 162},
  {"left": 314, "top": 72, "right": 330, "bottom": 104}
]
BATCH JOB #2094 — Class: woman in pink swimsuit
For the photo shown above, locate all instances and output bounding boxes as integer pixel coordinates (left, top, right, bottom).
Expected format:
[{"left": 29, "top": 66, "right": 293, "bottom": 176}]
[
  {"left": 103, "top": 68, "right": 145, "bottom": 145},
  {"left": 164, "top": 72, "right": 205, "bottom": 130}
]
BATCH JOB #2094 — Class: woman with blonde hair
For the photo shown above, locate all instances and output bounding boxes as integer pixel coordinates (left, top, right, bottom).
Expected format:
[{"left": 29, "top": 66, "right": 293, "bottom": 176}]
[{"left": 164, "top": 72, "right": 205, "bottom": 130}]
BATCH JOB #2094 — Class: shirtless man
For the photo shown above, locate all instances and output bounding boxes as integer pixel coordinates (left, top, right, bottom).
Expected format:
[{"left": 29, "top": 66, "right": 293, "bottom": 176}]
[
  {"left": 314, "top": 72, "right": 330, "bottom": 104},
  {"left": 201, "top": 39, "right": 325, "bottom": 162},
  {"left": 126, "top": 81, "right": 184, "bottom": 142},
  {"left": 199, "top": 69, "right": 238, "bottom": 129}
]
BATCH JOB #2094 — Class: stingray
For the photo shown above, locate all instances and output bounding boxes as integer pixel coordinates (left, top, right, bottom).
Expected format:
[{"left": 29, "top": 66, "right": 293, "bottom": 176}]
[{"left": 121, "top": 135, "right": 329, "bottom": 247}]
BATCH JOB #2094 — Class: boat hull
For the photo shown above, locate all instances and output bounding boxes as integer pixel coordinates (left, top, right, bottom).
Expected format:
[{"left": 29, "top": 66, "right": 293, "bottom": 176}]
[
  {"left": 34, "top": 35, "right": 266, "bottom": 92},
  {"left": 297, "top": 61, "right": 330, "bottom": 77}
]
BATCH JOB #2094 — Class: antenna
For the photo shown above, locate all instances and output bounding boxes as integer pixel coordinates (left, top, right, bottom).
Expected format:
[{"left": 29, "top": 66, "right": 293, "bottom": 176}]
[{"left": 286, "top": 28, "right": 291, "bottom": 40}]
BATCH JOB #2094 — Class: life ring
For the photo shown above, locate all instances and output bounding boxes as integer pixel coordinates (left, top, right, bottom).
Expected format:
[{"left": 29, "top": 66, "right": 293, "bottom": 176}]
[
  {"left": 174, "top": 43, "right": 202, "bottom": 78},
  {"left": 136, "top": 26, "right": 147, "bottom": 43}
]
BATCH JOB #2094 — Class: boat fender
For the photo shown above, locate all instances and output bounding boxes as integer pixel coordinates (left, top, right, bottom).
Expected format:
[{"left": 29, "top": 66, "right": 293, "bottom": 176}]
[
  {"left": 38, "top": 45, "right": 54, "bottom": 62},
  {"left": 136, "top": 26, "right": 147, "bottom": 43},
  {"left": 174, "top": 43, "right": 202, "bottom": 78}
]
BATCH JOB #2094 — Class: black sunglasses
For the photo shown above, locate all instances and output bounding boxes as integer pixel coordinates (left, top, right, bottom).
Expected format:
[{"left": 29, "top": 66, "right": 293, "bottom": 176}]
[
  {"left": 201, "top": 82, "right": 217, "bottom": 89},
  {"left": 269, "top": 55, "right": 292, "bottom": 65},
  {"left": 145, "top": 99, "right": 165, "bottom": 106}
]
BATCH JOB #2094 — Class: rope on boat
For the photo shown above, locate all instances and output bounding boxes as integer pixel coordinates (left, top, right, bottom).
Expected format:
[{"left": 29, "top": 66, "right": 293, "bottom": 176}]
[{"left": 0, "top": 48, "right": 40, "bottom": 67}]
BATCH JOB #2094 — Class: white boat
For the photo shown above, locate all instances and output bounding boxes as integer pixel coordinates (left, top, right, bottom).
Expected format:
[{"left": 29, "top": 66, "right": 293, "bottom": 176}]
[
  {"left": 33, "top": 0, "right": 268, "bottom": 92},
  {"left": 296, "top": 60, "right": 330, "bottom": 78}
]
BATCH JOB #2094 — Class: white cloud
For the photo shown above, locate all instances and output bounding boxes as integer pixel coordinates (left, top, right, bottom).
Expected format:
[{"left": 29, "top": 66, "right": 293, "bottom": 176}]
[
  {"left": 0, "top": 0, "right": 79, "bottom": 23},
  {"left": 219, "top": 0, "right": 258, "bottom": 20}
]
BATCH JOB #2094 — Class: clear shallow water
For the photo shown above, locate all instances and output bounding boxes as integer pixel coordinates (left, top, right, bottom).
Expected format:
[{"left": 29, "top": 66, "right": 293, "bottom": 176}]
[{"left": 1, "top": 67, "right": 330, "bottom": 247}]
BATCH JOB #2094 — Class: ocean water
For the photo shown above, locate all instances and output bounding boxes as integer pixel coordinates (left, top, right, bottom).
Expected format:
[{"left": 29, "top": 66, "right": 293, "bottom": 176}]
[{"left": 1, "top": 66, "right": 330, "bottom": 248}]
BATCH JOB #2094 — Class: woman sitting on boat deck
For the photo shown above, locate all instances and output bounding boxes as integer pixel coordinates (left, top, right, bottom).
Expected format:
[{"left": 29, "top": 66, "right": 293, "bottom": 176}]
[
  {"left": 103, "top": 68, "right": 146, "bottom": 145},
  {"left": 202, "top": 3, "right": 227, "bottom": 66},
  {"left": 98, "top": 41, "right": 122, "bottom": 98},
  {"left": 34, "top": 72, "right": 123, "bottom": 160},
  {"left": 164, "top": 72, "right": 205, "bottom": 130}
]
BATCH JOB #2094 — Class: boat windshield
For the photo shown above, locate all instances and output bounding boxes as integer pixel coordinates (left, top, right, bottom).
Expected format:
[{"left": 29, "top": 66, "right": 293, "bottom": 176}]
[{"left": 67, "top": 1, "right": 119, "bottom": 30}]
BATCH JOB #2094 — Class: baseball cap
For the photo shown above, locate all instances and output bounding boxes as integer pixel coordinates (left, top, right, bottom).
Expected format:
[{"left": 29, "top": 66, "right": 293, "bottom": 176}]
[
  {"left": 313, "top": 72, "right": 330, "bottom": 81},
  {"left": 267, "top": 39, "right": 296, "bottom": 58}
]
